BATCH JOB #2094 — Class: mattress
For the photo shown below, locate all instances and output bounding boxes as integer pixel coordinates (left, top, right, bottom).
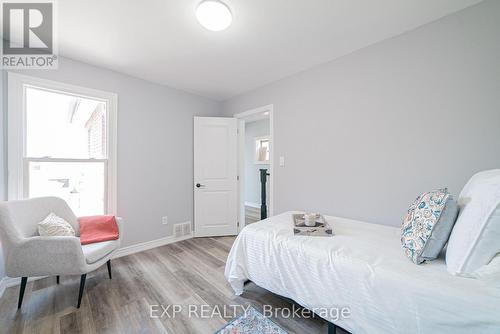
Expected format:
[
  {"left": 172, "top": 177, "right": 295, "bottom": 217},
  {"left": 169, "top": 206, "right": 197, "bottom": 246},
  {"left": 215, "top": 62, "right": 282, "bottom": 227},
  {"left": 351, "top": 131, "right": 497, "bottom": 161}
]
[{"left": 224, "top": 212, "right": 500, "bottom": 334}]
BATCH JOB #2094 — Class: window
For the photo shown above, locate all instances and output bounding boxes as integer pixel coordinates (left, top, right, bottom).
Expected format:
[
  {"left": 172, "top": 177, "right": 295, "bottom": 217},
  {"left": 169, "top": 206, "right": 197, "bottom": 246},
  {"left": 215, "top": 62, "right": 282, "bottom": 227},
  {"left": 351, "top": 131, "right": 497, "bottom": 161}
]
[
  {"left": 8, "top": 73, "right": 117, "bottom": 216},
  {"left": 255, "top": 136, "right": 270, "bottom": 164}
]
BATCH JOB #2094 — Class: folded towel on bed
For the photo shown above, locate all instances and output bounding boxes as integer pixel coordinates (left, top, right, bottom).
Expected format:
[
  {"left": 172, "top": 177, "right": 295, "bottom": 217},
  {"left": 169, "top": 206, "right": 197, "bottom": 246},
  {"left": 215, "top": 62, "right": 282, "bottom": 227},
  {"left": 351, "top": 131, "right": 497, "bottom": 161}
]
[{"left": 78, "top": 215, "right": 119, "bottom": 245}]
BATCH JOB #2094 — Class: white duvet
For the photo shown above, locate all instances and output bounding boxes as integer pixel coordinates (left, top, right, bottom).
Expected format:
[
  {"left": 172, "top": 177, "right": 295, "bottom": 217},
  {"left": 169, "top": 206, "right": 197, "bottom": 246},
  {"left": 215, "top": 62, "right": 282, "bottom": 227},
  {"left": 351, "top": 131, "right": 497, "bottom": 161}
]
[{"left": 224, "top": 212, "right": 500, "bottom": 334}]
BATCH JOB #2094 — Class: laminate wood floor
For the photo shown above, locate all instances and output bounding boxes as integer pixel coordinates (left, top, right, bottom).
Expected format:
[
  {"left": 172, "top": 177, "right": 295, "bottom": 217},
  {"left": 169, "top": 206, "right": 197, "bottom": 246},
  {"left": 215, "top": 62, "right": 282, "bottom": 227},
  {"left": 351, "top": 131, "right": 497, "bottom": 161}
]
[{"left": 0, "top": 237, "right": 347, "bottom": 334}]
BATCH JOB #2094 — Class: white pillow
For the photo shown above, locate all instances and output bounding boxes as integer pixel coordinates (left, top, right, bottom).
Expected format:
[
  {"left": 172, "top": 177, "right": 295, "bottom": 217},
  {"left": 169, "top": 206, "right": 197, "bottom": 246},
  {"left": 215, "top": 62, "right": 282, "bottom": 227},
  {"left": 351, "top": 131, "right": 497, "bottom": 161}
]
[
  {"left": 446, "top": 170, "right": 500, "bottom": 275},
  {"left": 38, "top": 212, "right": 76, "bottom": 237},
  {"left": 464, "top": 253, "right": 500, "bottom": 285}
]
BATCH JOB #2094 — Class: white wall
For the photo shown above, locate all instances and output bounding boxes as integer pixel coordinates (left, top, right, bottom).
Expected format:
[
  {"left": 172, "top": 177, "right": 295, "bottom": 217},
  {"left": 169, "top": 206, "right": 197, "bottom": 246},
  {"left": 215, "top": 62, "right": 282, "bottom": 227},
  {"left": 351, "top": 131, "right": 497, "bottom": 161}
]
[
  {"left": 0, "top": 58, "right": 221, "bottom": 280},
  {"left": 223, "top": 0, "right": 500, "bottom": 226},
  {"left": 245, "top": 119, "right": 270, "bottom": 205}
]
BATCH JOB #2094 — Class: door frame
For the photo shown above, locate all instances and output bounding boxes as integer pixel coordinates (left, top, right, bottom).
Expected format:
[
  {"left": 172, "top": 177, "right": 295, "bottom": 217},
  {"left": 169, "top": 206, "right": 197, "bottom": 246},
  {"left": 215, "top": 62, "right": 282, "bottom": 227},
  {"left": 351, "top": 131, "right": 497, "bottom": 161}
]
[{"left": 234, "top": 104, "right": 274, "bottom": 233}]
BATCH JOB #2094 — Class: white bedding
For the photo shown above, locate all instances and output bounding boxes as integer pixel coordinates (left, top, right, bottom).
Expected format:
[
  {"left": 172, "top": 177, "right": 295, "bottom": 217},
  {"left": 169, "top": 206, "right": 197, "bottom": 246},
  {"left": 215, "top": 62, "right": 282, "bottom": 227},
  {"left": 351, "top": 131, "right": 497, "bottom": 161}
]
[{"left": 225, "top": 212, "right": 500, "bottom": 334}]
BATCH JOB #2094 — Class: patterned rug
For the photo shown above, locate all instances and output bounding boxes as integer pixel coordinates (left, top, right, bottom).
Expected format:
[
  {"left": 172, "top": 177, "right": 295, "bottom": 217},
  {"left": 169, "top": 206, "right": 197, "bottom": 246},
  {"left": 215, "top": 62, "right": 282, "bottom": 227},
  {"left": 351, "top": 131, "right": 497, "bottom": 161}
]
[{"left": 215, "top": 307, "right": 288, "bottom": 334}]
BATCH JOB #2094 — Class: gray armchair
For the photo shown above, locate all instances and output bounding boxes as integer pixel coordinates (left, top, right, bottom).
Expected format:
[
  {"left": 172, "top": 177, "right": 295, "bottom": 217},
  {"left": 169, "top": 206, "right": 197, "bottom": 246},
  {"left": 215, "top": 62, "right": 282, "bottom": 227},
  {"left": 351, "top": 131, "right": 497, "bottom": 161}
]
[{"left": 0, "top": 197, "right": 123, "bottom": 309}]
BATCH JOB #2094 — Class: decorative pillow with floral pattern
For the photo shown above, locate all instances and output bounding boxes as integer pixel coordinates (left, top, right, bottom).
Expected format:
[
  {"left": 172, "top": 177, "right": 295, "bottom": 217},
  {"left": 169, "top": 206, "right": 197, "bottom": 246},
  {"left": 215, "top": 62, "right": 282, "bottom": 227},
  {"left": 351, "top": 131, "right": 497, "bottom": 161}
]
[{"left": 401, "top": 188, "right": 458, "bottom": 264}]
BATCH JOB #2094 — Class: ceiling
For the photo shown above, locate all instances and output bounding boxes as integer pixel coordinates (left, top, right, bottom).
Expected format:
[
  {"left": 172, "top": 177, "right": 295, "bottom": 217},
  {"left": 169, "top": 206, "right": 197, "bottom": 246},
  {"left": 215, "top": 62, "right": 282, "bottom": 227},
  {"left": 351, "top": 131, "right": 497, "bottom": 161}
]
[{"left": 58, "top": 0, "right": 483, "bottom": 100}]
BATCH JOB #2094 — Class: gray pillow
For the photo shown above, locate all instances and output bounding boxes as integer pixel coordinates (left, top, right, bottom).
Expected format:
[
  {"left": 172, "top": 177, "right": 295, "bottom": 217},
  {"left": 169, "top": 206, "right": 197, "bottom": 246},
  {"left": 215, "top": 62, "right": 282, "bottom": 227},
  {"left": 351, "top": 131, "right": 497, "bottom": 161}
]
[{"left": 401, "top": 189, "right": 459, "bottom": 264}]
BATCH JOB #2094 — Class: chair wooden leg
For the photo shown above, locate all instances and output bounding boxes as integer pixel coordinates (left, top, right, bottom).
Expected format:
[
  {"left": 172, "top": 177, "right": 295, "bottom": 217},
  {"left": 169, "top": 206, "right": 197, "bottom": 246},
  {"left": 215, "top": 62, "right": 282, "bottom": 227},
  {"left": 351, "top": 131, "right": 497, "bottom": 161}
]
[
  {"left": 107, "top": 260, "right": 112, "bottom": 279},
  {"left": 77, "top": 274, "right": 87, "bottom": 308},
  {"left": 56, "top": 276, "right": 60, "bottom": 284},
  {"left": 17, "top": 277, "right": 28, "bottom": 309}
]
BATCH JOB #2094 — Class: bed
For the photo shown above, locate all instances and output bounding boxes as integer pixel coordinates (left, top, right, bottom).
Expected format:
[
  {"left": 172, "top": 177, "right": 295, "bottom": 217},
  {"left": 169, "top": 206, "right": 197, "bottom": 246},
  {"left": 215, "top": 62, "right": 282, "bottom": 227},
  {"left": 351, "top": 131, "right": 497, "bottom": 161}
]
[{"left": 224, "top": 211, "right": 500, "bottom": 334}]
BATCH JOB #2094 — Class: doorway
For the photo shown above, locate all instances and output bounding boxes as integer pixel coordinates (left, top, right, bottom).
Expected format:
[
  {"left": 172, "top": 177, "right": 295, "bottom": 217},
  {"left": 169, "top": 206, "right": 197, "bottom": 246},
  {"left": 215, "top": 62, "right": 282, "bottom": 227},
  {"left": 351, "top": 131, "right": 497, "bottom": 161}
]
[
  {"left": 193, "top": 106, "right": 273, "bottom": 237},
  {"left": 234, "top": 105, "right": 274, "bottom": 231}
]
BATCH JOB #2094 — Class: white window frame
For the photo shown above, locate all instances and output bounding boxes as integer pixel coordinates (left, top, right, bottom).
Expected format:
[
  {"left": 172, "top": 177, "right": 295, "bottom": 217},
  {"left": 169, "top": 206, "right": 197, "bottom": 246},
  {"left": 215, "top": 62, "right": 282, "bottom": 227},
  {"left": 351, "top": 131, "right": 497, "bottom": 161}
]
[{"left": 7, "top": 72, "right": 118, "bottom": 214}]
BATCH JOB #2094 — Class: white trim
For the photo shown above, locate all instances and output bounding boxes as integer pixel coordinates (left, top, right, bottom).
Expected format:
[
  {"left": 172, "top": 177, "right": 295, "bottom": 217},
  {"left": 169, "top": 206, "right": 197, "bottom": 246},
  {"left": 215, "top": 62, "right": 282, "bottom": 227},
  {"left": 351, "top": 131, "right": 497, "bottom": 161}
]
[
  {"left": 234, "top": 105, "right": 272, "bottom": 120},
  {"left": 107, "top": 92, "right": 118, "bottom": 215},
  {"left": 0, "top": 233, "right": 194, "bottom": 299},
  {"left": 237, "top": 119, "right": 246, "bottom": 231},
  {"left": 24, "top": 157, "right": 108, "bottom": 163},
  {"left": 234, "top": 104, "right": 274, "bottom": 233},
  {"left": 112, "top": 233, "right": 193, "bottom": 259},
  {"left": 0, "top": 276, "right": 44, "bottom": 300},
  {"left": 7, "top": 73, "right": 24, "bottom": 201},
  {"left": 7, "top": 72, "right": 118, "bottom": 215}
]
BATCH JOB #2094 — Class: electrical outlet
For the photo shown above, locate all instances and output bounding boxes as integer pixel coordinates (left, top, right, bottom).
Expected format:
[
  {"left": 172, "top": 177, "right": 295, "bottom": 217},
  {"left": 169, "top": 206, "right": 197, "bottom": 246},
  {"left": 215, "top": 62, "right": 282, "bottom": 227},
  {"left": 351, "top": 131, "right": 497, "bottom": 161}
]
[{"left": 162, "top": 216, "right": 168, "bottom": 225}]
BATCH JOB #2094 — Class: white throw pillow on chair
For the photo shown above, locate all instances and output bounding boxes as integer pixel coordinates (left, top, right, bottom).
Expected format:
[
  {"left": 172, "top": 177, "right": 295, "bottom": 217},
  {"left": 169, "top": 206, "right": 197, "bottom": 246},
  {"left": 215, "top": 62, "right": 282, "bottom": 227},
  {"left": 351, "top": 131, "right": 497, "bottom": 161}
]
[
  {"left": 38, "top": 212, "right": 76, "bottom": 237},
  {"left": 446, "top": 170, "right": 500, "bottom": 275}
]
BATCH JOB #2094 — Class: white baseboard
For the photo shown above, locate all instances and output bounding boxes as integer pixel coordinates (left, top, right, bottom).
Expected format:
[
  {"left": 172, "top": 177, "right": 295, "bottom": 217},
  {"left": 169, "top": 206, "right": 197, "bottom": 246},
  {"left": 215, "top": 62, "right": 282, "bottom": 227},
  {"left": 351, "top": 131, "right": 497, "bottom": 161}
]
[
  {"left": 112, "top": 233, "right": 193, "bottom": 259},
  {"left": 0, "top": 276, "right": 43, "bottom": 299},
  {"left": 0, "top": 233, "right": 193, "bottom": 299}
]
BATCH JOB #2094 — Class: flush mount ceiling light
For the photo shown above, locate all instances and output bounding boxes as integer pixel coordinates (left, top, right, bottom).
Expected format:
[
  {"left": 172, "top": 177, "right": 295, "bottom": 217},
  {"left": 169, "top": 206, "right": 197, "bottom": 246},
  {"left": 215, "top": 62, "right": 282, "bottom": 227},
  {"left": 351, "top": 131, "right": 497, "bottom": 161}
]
[{"left": 196, "top": 0, "right": 232, "bottom": 31}]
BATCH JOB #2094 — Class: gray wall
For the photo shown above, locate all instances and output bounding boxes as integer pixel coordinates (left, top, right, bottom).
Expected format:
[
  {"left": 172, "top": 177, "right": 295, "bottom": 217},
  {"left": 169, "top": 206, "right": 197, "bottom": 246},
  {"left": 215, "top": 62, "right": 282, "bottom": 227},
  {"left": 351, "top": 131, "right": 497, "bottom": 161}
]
[
  {"left": 223, "top": 0, "right": 500, "bottom": 226},
  {"left": 245, "top": 119, "right": 270, "bottom": 204},
  {"left": 0, "top": 58, "right": 220, "bottom": 279}
]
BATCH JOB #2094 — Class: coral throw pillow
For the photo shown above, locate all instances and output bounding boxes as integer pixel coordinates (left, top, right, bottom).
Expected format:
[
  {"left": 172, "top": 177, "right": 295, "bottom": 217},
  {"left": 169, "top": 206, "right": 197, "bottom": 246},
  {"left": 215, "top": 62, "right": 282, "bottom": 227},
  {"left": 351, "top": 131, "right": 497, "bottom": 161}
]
[{"left": 78, "top": 215, "right": 119, "bottom": 245}]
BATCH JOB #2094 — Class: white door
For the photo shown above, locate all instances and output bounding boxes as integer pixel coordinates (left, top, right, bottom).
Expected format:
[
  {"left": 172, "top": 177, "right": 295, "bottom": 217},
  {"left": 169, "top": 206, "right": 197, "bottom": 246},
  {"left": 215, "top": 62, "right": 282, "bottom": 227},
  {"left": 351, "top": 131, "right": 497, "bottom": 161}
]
[{"left": 194, "top": 117, "right": 238, "bottom": 237}]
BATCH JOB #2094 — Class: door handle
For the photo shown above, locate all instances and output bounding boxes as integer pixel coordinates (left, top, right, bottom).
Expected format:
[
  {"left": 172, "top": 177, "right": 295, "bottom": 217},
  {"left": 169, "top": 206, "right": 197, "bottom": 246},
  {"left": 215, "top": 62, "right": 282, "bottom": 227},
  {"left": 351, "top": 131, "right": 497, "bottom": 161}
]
[{"left": 196, "top": 183, "right": 205, "bottom": 188}]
